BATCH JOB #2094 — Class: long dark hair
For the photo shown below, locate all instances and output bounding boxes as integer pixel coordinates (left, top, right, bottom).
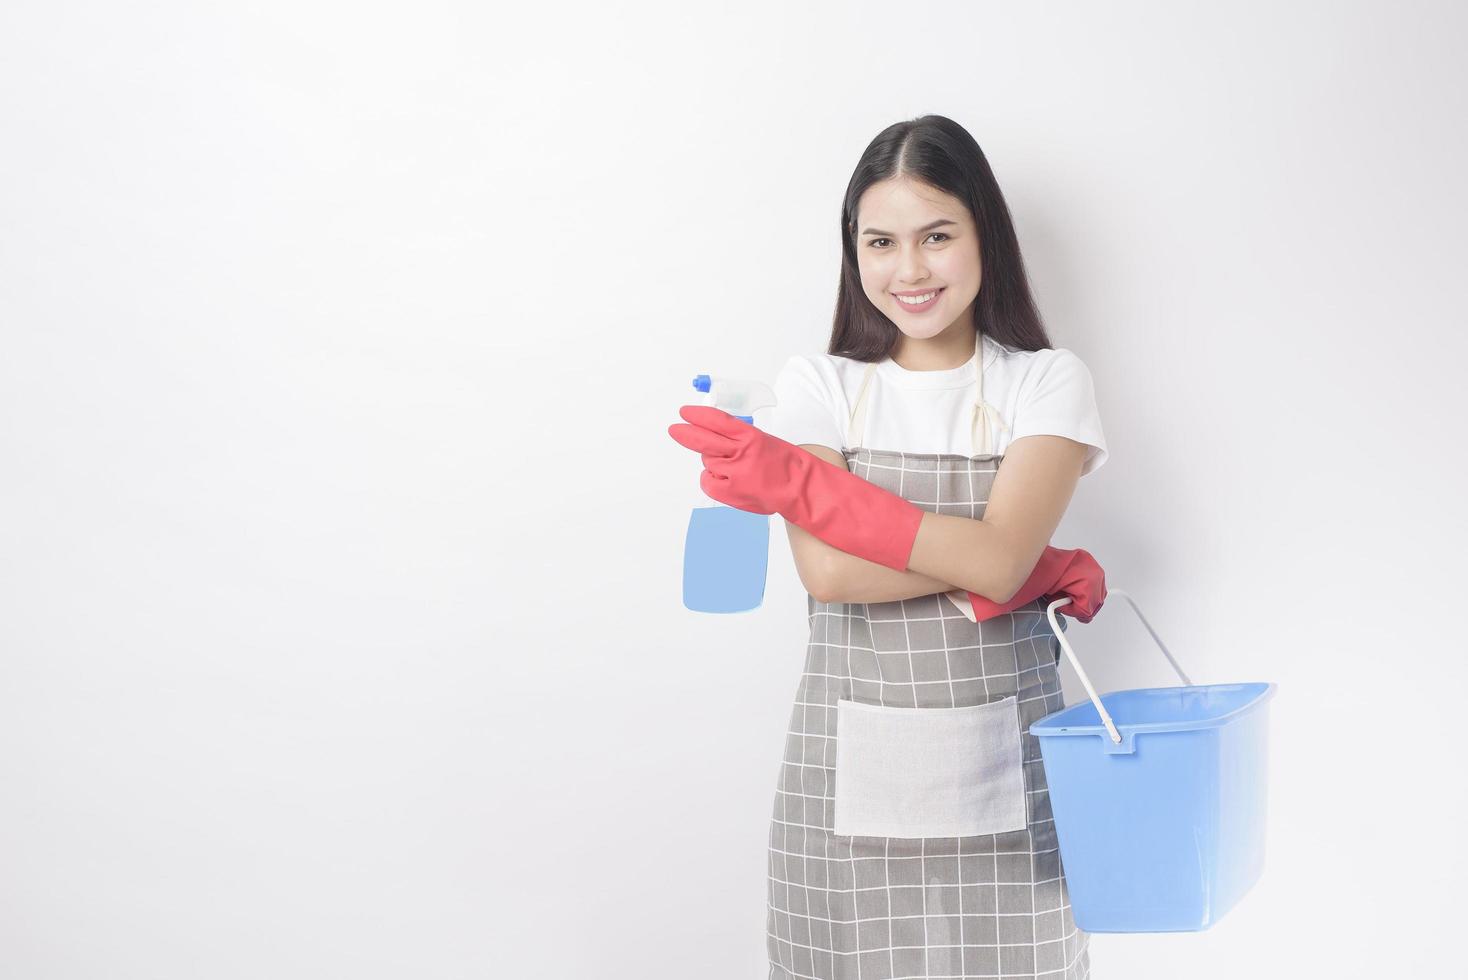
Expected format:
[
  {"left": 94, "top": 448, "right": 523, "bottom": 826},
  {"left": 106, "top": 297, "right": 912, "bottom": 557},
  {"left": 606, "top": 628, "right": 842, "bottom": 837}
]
[{"left": 830, "top": 115, "right": 1053, "bottom": 360}]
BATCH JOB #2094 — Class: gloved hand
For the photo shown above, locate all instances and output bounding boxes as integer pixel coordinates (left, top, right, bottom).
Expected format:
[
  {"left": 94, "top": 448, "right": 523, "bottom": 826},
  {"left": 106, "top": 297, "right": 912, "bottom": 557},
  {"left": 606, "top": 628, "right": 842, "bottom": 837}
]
[
  {"left": 969, "top": 546, "right": 1107, "bottom": 624},
  {"left": 667, "top": 405, "right": 925, "bottom": 571}
]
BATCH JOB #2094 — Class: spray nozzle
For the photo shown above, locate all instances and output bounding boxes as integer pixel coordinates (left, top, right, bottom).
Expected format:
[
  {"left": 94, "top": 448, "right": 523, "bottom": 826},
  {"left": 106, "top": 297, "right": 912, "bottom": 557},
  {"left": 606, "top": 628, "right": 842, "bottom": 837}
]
[{"left": 691, "top": 374, "right": 778, "bottom": 424}]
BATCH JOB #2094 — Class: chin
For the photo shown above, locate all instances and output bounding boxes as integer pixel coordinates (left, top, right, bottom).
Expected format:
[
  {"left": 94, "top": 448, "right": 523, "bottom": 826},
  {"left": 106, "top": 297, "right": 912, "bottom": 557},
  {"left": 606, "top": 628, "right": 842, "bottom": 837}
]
[{"left": 894, "top": 323, "right": 947, "bottom": 340}]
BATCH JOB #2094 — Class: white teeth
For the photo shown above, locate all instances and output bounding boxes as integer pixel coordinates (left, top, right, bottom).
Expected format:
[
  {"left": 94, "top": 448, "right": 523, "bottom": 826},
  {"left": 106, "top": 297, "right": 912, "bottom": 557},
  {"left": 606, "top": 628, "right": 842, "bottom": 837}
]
[{"left": 896, "top": 290, "right": 939, "bottom": 305}]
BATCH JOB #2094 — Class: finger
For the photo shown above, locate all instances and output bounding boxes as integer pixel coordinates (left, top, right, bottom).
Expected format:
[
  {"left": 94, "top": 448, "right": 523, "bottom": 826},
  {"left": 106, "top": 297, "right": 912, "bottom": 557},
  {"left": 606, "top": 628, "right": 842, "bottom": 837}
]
[
  {"left": 699, "top": 467, "right": 734, "bottom": 505},
  {"left": 678, "top": 404, "right": 750, "bottom": 437},
  {"left": 667, "top": 422, "right": 737, "bottom": 456}
]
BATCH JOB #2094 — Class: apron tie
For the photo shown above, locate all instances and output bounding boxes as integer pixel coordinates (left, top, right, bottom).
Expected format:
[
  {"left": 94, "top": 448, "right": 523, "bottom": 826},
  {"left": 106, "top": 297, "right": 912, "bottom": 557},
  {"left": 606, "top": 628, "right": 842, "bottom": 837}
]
[{"left": 970, "top": 397, "right": 1009, "bottom": 457}]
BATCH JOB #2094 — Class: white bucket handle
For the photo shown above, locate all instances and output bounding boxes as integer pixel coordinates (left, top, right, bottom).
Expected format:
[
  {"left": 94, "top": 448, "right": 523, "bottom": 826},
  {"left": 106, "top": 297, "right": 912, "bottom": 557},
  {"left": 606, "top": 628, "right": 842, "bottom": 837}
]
[{"left": 1045, "top": 588, "right": 1193, "bottom": 745}]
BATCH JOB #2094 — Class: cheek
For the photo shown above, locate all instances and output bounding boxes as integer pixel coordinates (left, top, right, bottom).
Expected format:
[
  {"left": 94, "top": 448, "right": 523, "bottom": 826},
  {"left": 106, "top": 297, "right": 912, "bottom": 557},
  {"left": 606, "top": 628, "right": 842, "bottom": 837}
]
[
  {"left": 932, "top": 253, "right": 974, "bottom": 281},
  {"left": 954, "top": 248, "right": 984, "bottom": 284}
]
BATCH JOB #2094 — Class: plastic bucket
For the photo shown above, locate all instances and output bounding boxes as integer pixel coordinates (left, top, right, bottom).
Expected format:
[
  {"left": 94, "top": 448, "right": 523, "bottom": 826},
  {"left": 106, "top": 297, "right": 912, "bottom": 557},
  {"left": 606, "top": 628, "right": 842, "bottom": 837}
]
[{"left": 1029, "top": 589, "right": 1277, "bottom": 933}]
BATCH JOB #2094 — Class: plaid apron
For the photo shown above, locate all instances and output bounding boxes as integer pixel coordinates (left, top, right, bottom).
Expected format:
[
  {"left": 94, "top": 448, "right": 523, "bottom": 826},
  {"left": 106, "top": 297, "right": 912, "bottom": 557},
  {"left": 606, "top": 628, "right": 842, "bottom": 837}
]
[{"left": 766, "top": 345, "right": 1090, "bottom": 979}]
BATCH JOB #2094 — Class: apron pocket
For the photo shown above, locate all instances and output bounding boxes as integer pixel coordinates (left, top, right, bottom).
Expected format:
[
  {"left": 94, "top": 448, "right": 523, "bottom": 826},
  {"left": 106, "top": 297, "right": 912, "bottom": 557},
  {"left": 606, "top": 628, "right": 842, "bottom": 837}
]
[{"left": 833, "top": 695, "right": 1028, "bottom": 839}]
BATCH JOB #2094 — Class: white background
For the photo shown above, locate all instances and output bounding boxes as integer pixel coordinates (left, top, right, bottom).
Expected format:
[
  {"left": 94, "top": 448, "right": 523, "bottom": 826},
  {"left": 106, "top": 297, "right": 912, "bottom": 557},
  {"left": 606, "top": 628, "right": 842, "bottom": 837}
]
[{"left": 2, "top": 1, "right": 1464, "bottom": 977}]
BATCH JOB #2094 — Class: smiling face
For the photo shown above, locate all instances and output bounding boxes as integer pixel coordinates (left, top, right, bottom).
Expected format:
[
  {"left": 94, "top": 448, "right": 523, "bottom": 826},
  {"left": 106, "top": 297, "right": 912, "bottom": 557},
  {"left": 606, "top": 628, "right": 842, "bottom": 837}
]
[{"left": 854, "top": 177, "right": 981, "bottom": 353}]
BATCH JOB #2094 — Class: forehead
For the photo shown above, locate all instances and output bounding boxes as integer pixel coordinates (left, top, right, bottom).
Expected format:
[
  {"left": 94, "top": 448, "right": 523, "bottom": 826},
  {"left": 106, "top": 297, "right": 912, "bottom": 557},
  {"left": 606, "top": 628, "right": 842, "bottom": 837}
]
[{"left": 855, "top": 179, "right": 969, "bottom": 232}]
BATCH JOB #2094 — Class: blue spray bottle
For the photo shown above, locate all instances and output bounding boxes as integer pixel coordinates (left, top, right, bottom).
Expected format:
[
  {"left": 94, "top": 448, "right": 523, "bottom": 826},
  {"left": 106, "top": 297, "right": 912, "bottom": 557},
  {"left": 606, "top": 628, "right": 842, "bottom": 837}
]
[{"left": 682, "top": 373, "right": 779, "bottom": 613}]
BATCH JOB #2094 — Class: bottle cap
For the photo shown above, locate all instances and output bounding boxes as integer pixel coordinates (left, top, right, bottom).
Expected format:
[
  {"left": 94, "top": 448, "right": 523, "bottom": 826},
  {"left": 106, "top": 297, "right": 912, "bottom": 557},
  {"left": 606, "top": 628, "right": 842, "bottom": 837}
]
[{"left": 692, "top": 374, "right": 712, "bottom": 393}]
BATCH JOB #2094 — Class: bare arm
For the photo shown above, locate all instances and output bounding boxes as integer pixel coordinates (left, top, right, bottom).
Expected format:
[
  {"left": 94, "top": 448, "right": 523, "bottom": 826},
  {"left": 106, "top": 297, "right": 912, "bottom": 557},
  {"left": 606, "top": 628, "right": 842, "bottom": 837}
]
[
  {"left": 787, "top": 521, "right": 960, "bottom": 603},
  {"left": 786, "top": 437, "right": 1090, "bottom": 605},
  {"left": 784, "top": 445, "right": 962, "bottom": 604},
  {"left": 905, "top": 435, "right": 1089, "bottom": 600}
]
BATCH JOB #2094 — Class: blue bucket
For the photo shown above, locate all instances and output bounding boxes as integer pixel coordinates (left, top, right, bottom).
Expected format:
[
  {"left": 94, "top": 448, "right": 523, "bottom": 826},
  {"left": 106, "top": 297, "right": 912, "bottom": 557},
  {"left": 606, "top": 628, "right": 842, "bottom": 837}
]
[{"left": 1029, "top": 589, "right": 1277, "bottom": 933}]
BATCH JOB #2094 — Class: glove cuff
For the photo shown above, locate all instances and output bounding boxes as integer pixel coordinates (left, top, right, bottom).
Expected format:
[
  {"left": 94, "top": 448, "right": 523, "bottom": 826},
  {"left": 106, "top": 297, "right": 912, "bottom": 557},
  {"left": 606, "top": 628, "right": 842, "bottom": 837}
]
[{"left": 780, "top": 451, "right": 926, "bottom": 571}]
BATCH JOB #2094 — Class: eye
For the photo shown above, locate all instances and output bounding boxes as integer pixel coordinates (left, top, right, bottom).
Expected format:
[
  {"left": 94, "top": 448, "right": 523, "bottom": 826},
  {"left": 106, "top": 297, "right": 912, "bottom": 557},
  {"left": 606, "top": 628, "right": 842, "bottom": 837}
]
[{"left": 868, "top": 233, "right": 950, "bottom": 248}]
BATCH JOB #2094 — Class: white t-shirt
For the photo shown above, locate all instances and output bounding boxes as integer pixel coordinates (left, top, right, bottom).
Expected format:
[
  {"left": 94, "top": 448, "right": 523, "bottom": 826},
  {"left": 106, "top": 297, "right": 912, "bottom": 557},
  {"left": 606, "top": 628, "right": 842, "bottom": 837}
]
[{"left": 763, "top": 332, "right": 1109, "bottom": 477}]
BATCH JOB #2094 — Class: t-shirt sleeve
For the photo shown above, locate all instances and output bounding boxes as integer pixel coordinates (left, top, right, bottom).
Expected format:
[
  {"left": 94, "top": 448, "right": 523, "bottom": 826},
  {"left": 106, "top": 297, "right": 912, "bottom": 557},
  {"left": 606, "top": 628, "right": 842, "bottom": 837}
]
[
  {"left": 762, "top": 355, "right": 845, "bottom": 453},
  {"left": 1008, "top": 348, "right": 1109, "bottom": 477}
]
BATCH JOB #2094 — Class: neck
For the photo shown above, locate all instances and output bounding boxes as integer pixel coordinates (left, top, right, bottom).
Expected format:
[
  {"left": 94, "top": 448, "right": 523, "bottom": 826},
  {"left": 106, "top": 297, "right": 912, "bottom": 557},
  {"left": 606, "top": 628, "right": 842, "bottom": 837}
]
[{"left": 890, "top": 324, "right": 980, "bottom": 371}]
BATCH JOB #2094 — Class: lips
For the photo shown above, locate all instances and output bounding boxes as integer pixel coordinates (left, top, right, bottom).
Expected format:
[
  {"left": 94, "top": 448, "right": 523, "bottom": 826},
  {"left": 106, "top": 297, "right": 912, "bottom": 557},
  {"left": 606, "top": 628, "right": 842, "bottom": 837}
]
[{"left": 891, "top": 286, "right": 945, "bottom": 311}]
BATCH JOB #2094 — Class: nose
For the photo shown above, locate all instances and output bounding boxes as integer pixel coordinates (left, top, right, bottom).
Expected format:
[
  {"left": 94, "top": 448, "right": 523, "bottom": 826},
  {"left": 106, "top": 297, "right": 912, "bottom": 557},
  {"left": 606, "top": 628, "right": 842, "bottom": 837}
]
[{"left": 896, "top": 245, "right": 929, "bottom": 285}]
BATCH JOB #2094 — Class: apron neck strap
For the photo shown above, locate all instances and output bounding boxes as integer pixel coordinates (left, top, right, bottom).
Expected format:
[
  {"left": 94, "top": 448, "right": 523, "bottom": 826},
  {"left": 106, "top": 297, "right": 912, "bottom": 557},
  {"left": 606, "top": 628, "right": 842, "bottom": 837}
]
[{"left": 846, "top": 333, "right": 1005, "bottom": 455}]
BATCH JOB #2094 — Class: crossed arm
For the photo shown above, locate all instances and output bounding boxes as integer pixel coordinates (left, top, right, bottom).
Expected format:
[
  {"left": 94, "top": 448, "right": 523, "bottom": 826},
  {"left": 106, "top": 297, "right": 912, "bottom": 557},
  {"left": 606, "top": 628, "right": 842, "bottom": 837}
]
[{"left": 785, "top": 437, "right": 1088, "bottom": 605}]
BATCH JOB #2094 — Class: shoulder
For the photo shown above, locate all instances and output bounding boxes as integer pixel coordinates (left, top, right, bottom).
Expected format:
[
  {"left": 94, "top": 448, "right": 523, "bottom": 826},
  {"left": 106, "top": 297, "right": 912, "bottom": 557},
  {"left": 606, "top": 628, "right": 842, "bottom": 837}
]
[
  {"left": 997, "top": 345, "right": 1095, "bottom": 392},
  {"left": 1000, "top": 343, "right": 1108, "bottom": 473},
  {"left": 775, "top": 352, "right": 872, "bottom": 399},
  {"left": 991, "top": 341, "right": 1087, "bottom": 369},
  {"left": 780, "top": 351, "right": 872, "bottom": 377},
  {"left": 767, "top": 353, "right": 862, "bottom": 452}
]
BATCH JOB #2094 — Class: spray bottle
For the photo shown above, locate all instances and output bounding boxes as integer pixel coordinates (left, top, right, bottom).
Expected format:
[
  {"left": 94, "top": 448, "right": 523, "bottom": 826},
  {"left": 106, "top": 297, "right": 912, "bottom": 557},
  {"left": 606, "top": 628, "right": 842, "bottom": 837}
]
[{"left": 681, "top": 374, "right": 779, "bottom": 613}]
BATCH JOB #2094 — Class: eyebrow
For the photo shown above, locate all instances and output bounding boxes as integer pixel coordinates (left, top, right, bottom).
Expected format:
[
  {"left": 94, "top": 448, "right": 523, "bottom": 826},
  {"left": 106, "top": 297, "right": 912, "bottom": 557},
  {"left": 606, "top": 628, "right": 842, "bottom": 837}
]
[{"left": 859, "top": 218, "right": 958, "bottom": 237}]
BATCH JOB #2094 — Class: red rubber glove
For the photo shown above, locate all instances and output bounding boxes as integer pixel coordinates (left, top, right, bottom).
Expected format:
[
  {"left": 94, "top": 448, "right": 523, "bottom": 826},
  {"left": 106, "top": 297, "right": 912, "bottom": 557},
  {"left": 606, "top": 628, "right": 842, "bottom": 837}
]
[
  {"left": 969, "top": 546, "right": 1107, "bottom": 624},
  {"left": 667, "top": 405, "right": 925, "bottom": 571}
]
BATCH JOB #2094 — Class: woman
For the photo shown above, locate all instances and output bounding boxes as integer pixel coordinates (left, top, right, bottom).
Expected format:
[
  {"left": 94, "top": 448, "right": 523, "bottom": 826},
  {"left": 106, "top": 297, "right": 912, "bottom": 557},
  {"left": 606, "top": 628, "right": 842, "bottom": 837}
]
[{"left": 669, "top": 114, "right": 1108, "bottom": 979}]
